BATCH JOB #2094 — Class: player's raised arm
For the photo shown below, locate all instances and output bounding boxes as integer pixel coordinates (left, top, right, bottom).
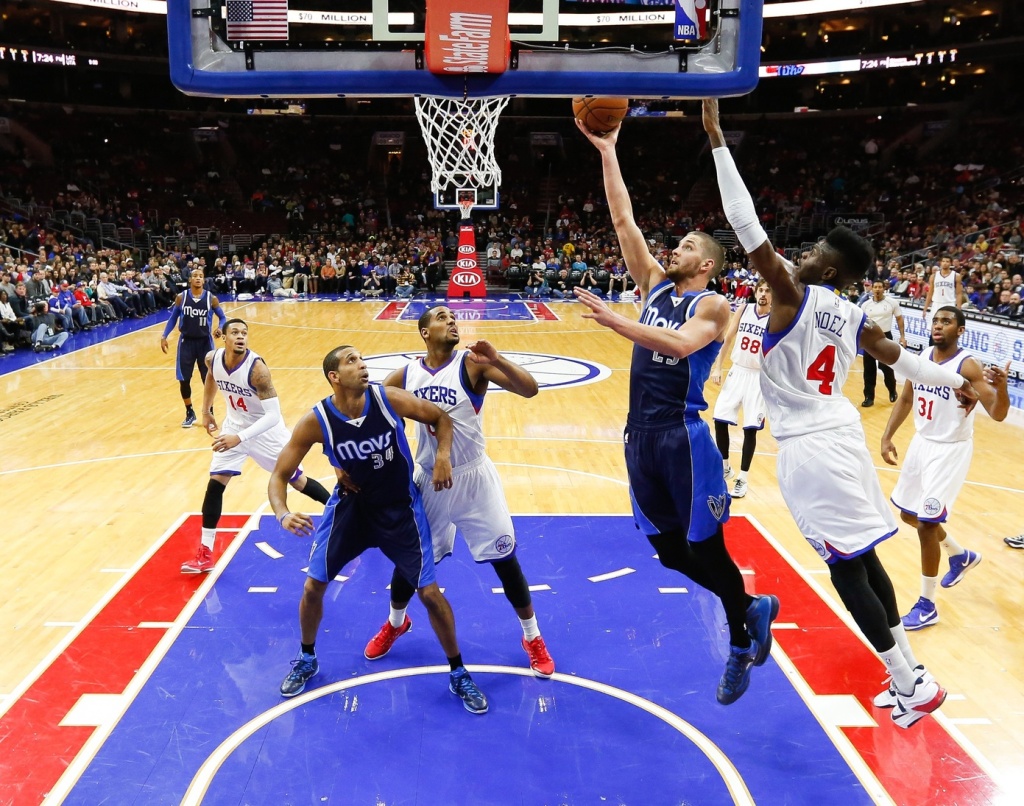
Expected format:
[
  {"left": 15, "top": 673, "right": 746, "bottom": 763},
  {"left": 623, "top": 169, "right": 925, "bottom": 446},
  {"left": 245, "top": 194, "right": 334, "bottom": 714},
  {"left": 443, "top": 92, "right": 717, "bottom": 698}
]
[
  {"left": 574, "top": 120, "right": 663, "bottom": 298},
  {"left": 269, "top": 411, "right": 322, "bottom": 536},
  {"left": 466, "top": 340, "right": 539, "bottom": 398},
  {"left": 702, "top": 100, "right": 802, "bottom": 314},
  {"left": 381, "top": 386, "right": 454, "bottom": 490}
]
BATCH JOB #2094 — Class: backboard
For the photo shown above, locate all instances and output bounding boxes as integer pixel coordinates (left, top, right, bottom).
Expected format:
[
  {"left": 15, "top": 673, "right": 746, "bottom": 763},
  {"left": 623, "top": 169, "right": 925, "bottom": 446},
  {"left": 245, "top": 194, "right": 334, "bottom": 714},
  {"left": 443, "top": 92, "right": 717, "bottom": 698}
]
[{"left": 168, "top": 0, "right": 764, "bottom": 100}]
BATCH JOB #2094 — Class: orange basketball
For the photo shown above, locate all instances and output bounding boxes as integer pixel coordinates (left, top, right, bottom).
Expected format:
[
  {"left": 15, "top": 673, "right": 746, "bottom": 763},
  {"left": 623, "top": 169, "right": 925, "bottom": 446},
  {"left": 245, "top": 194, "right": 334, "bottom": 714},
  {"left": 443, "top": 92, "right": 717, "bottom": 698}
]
[{"left": 572, "top": 97, "right": 629, "bottom": 135}]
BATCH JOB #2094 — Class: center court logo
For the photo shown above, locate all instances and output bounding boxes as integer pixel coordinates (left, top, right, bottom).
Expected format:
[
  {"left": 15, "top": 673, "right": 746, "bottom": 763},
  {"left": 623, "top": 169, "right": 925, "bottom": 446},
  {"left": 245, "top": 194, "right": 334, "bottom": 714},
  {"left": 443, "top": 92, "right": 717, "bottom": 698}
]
[{"left": 362, "top": 352, "right": 612, "bottom": 391}]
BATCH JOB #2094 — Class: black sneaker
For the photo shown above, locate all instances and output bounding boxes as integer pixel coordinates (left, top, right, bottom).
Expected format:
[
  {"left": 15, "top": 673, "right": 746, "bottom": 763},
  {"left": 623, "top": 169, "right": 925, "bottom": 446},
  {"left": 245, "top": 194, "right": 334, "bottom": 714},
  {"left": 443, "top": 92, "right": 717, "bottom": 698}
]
[
  {"left": 280, "top": 653, "right": 319, "bottom": 697},
  {"left": 182, "top": 410, "right": 197, "bottom": 428},
  {"left": 449, "top": 667, "right": 488, "bottom": 714},
  {"left": 716, "top": 642, "right": 759, "bottom": 705}
]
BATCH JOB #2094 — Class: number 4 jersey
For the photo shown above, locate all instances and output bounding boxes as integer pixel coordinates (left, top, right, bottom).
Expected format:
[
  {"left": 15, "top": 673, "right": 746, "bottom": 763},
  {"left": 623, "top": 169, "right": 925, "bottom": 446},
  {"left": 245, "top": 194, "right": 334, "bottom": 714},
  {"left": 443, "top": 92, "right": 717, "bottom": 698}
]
[{"left": 760, "top": 284, "right": 866, "bottom": 440}]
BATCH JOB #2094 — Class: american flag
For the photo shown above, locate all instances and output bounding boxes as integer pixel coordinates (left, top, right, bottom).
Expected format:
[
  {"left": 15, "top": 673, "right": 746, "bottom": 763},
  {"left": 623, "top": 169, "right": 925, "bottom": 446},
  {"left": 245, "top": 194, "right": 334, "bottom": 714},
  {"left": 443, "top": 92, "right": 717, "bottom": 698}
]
[{"left": 225, "top": 0, "right": 289, "bottom": 41}]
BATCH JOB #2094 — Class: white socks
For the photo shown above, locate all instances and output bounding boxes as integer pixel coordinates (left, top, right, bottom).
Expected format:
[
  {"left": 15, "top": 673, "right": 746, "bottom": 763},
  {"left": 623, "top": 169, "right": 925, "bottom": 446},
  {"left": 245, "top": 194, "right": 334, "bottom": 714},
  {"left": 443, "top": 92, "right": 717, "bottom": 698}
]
[
  {"left": 880, "top": 645, "right": 918, "bottom": 695},
  {"left": 890, "top": 623, "right": 920, "bottom": 671},
  {"left": 921, "top": 574, "right": 939, "bottom": 602},
  {"left": 200, "top": 527, "right": 216, "bottom": 551},
  {"left": 520, "top": 615, "right": 541, "bottom": 641},
  {"left": 940, "top": 535, "right": 965, "bottom": 557},
  {"left": 737, "top": 470, "right": 748, "bottom": 483},
  {"left": 388, "top": 605, "right": 408, "bottom": 628}
]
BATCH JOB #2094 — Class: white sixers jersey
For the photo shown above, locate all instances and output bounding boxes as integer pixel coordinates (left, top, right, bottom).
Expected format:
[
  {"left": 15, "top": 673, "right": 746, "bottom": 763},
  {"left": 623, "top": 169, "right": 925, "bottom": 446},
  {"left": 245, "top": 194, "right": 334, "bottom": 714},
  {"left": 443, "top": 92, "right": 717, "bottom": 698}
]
[
  {"left": 912, "top": 347, "right": 975, "bottom": 442},
  {"left": 404, "top": 351, "right": 486, "bottom": 470},
  {"left": 761, "top": 285, "right": 865, "bottom": 440},
  {"left": 213, "top": 348, "right": 270, "bottom": 427},
  {"left": 730, "top": 303, "right": 769, "bottom": 370},
  {"left": 931, "top": 270, "right": 958, "bottom": 308}
]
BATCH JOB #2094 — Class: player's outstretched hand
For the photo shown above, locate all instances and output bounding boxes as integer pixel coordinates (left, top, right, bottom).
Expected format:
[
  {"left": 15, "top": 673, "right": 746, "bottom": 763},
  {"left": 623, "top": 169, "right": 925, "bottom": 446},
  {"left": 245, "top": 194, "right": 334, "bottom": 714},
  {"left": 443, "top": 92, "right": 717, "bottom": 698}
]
[
  {"left": 574, "top": 119, "right": 619, "bottom": 149},
  {"left": 432, "top": 457, "right": 453, "bottom": 491},
  {"left": 702, "top": 99, "right": 726, "bottom": 149},
  {"left": 880, "top": 436, "right": 899, "bottom": 466},
  {"left": 466, "top": 340, "right": 499, "bottom": 364},
  {"left": 984, "top": 360, "right": 1011, "bottom": 388},
  {"left": 954, "top": 378, "right": 979, "bottom": 414},
  {"left": 280, "top": 512, "right": 314, "bottom": 537},
  {"left": 574, "top": 286, "right": 619, "bottom": 328}
]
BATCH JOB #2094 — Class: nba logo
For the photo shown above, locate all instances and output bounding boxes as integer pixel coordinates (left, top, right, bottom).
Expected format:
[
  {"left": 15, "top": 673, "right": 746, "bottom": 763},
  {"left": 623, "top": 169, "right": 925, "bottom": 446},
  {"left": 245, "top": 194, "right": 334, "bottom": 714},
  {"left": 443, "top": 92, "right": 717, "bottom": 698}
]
[{"left": 674, "top": 0, "right": 707, "bottom": 42}]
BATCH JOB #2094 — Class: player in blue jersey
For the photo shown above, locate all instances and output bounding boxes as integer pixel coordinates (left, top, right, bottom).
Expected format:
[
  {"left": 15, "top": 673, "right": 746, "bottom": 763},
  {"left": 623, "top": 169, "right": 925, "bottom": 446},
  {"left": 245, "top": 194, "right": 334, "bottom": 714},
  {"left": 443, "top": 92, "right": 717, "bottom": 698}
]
[
  {"left": 268, "top": 345, "right": 489, "bottom": 714},
  {"left": 574, "top": 120, "right": 779, "bottom": 706},
  {"left": 160, "top": 268, "right": 227, "bottom": 428}
]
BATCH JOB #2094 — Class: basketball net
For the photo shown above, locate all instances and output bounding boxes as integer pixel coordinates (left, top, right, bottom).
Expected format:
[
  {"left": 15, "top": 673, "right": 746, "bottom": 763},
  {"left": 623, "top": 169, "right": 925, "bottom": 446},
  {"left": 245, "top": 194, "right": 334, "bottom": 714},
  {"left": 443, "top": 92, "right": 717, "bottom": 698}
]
[{"left": 414, "top": 95, "right": 510, "bottom": 219}]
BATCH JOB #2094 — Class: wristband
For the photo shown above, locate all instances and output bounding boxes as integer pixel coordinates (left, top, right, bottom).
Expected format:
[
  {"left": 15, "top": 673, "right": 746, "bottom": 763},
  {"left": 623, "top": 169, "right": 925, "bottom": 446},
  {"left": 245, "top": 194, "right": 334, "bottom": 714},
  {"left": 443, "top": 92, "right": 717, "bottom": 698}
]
[{"left": 277, "top": 511, "right": 290, "bottom": 523}]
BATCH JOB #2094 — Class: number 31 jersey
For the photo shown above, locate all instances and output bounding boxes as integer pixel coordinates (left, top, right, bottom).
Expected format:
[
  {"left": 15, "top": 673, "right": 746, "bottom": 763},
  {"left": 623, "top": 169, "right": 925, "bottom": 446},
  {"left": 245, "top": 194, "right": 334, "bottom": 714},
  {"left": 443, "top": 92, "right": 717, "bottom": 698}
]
[{"left": 760, "top": 285, "right": 866, "bottom": 440}]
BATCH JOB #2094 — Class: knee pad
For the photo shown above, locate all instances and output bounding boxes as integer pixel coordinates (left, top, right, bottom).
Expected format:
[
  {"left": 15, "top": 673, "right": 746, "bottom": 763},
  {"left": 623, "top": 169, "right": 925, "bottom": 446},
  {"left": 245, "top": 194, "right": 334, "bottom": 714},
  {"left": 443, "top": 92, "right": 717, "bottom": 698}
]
[{"left": 201, "top": 478, "right": 226, "bottom": 529}]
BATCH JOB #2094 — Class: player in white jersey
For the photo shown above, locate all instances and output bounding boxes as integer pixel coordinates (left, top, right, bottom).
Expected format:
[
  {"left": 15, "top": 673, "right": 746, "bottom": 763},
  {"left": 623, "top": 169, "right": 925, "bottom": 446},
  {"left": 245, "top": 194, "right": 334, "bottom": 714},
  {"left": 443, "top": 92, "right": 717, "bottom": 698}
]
[
  {"left": 711, "top": 278, "right": 771, "bottom": 498},
  {"left": 881, "top": 306, "right": 1009, "bottom": 631},
  {"left": 921, "top": 255, "right": 963, "bottom": 329},
  {"left": 705, "top": 98, "right": 981, "bottom": 728},
  {"left": 180, "top": 319, "right": 331, "bottom": 573},
  {"left": 361, "top": 305, "right": 555, "bottom": 677}
]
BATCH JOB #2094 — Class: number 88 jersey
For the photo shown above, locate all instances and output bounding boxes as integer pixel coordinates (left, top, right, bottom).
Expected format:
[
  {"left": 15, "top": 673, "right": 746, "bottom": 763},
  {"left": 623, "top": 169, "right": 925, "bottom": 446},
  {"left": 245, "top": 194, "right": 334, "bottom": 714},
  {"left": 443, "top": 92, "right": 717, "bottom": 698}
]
[
  {"left": 730, "top": 303, "right": 769, "bottom": 370},
  {"left": 760, "top": 285, "right": 865, "bottom": 441}
]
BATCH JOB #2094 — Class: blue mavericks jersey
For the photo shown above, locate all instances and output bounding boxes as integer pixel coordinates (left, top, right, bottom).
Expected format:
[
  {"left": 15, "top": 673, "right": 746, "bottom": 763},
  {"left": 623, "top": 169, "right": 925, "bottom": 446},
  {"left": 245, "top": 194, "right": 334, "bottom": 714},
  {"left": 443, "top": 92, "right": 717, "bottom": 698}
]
[
  {"left": 180, "top": 290, "right": 212, "bottom": 339},
  {"left": 313, "top": 384, "right": 419, "bottom": 507},
  {"left": 629, "top": 283, "right": 721, "bottom": 425}
]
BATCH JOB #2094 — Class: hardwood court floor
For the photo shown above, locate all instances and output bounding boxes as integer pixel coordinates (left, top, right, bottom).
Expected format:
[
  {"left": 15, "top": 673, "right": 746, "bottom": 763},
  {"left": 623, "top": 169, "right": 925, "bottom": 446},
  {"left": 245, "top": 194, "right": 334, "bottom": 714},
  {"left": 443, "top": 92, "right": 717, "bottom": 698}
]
[{"left": 1, "top": 297, "right": 1023, "bottom": 798}]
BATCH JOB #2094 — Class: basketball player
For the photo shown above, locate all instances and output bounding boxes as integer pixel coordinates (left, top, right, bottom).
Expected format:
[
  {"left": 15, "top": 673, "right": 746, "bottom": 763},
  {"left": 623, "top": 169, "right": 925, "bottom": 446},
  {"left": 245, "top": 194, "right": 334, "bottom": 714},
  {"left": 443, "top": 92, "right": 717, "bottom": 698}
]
[
  {"left": 881, "top": 306, "right": 1009, "bottom": 631},
  {"left": 860, "top": 280, "right": 907, "bottom": 407},
  {"left": 160, "top": 268, "right": 227, "bottom": 428},
  {"left": 361, "top": 306, "right": 555, "bottom": 677},
  {"left": 704, "top": 98, "right": 979, "bottom": 727},
  {"left": 268, "top": 346, "right": 488, "bottom": 714},
  {"left": 574, "top": 119, "right": 780, "bottom": 706},
  {"left": 921, "top": 255, "right": 963, "bottom": 329},
  {"left": 710, "top": 279, "right": 772, "bottom": 498},
  {"left": 181, "top": 319, "right": 331, "bottom": 574}
]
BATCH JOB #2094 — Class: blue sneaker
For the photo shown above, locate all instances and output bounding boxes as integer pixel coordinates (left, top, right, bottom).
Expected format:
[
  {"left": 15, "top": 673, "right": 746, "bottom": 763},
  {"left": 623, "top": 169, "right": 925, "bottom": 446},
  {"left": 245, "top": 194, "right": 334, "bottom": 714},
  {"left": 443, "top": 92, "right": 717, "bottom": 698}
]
[
  {"left": 745, "top": 594, "right": 780, "bottom": 666},
  {"left": 940, "top": 549, "right": 981, "bottom": 588},
  {"left": 901, "top": 597, "right": 938, "bottom": 631},
  {"left": 449, "top": 667, "right": 488, "bottom": 714},
  {"left": 716, "top": 642, "right": 758, "bottom": 705},
  {"left": 280, "top": 653, "right": 319, "bottom": 697}
]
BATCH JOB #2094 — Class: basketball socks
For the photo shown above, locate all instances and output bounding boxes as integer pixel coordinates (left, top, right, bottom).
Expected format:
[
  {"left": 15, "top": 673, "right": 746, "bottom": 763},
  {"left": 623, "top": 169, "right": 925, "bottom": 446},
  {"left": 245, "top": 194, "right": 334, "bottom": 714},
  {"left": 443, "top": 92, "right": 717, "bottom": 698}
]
[
  {"left": 301, "top": 642, "right": 315, "bottom": 656},
  {"left": 185, "top": 404, "right": 195, "bottom": 417},
  {"left": 940, "top": 535, "right": 965, "bottom": 557},
  {"left": 737, "top": 470, "right": 748, "bottom": 484},
  {"left": 200, "top": 527, "right": 216, "bottom": 551},
  {"left": 388, "top": 604, "right": 408, "bottom": 629},
  {"left": 921, "top": 574, "right": 939, "bottom": 602},
  {"left": 890, "top": 623, "right": 920, "bottom": 670},
  {"left": 880, "top": 645, "right": 917, "bottom": 695},
  {"left": 519, "top": 615, "right": 541, "bottom": 641},
  {"left": 447, "top": 654, "right": 464, "bottom": 672}
]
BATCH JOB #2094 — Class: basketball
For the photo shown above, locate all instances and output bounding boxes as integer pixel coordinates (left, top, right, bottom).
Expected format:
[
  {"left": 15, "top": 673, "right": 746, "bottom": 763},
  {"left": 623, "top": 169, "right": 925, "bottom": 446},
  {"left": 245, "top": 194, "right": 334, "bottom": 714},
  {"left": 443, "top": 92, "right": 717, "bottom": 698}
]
[{"left": 572, "top": 97, "right": 629, "bottom": 135}]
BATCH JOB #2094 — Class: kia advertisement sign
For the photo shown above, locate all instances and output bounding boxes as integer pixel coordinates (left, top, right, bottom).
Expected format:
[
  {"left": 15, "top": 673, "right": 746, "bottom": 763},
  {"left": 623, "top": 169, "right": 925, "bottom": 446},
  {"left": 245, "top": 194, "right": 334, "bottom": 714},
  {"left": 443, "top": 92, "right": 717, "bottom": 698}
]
[{"left": 447, "top": 223, "right": 485, "bottom": 298}]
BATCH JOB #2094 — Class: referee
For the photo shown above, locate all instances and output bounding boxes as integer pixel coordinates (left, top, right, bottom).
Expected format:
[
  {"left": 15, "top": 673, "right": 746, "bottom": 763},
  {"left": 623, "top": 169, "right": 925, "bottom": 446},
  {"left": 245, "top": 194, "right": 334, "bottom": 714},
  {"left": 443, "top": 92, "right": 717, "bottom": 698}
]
[{"left": 860, "top": 279, "right": 907, "bottom": 407}]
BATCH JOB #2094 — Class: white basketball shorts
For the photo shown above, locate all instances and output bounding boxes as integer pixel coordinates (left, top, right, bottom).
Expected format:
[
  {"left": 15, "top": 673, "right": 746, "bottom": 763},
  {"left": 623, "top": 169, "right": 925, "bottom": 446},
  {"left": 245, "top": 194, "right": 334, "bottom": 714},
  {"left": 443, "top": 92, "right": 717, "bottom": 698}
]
[
  {"left": 414, "top": 454, "right": 516, "bottom": 563},
  {"left": 713, "top": 365, "right": 766, "bottom": 430},
  {"left": 890, "top": 434, "right": 972, "bottom": 523},
  {"left": 776, "top": 424, "right": 898, "bottom": 564},
  {"left": 209, "top": 420, "right": 301, "bottom": 479}
]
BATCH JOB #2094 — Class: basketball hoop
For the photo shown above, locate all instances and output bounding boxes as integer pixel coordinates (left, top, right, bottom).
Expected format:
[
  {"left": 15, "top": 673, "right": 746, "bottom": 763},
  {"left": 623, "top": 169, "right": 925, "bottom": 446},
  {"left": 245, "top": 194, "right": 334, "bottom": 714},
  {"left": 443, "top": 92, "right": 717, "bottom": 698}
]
[
  {"left": 414, "top": 95, "right": 509, "bottom": 212},
  {"left": 457, "top": 196, "right": 475, "bottom": 221}
]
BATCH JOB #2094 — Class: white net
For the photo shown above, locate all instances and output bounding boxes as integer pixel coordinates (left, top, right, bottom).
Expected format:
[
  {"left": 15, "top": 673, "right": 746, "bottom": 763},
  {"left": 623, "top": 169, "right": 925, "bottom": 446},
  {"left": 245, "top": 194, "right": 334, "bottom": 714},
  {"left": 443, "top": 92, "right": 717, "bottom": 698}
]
[{"left": 414, "top": 96, "right": 510, "bottom": 207}]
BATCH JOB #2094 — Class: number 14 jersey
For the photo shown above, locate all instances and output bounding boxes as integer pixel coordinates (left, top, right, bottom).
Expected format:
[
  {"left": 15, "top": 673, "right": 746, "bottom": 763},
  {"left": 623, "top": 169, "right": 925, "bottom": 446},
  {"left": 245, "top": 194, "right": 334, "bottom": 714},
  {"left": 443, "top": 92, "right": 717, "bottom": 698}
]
[
  {"left": 760, "top": 285, "right": 866, "bottom": 440},
  {"left": 212, "top": 347, "right": 272, "bottom": 428}
]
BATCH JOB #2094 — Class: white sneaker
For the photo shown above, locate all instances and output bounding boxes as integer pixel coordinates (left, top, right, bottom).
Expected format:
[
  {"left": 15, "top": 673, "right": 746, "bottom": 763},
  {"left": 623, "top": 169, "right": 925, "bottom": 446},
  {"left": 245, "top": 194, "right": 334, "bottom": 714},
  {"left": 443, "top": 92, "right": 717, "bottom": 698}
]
[
  {"left": 873, "top": 665, "right": 931, "bottom": 708},
  {"left": 723, "top": 465, "right": 734, "bottom": 481},
  {"left": 892, "top": 674, "right": 947, "bottom": 729},
  {"left": 731, "top": 478, "right": 748, "bottom": 498}
]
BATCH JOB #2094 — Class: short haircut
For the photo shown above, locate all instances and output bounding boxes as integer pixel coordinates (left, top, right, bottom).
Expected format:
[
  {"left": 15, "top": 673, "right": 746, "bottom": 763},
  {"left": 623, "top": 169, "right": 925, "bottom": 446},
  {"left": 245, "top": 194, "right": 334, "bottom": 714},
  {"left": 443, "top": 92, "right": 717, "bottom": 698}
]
[
  {"left": 755, "top": 278, "right": 770, "bottom": 293},
  {"left": 223, "top": 318, "right": 247, "bottom": 333},
  {"left": 323, "top": 345, "right": 354, "bottom": 380},
  {"left": 935, "top": 305, "right": 965, "bottom": 327},
  {"left": 418, "top": 307, "right": 439, "bottom": 332},
  {"left": 689, "top": 232, "right": 726, "bottom": 279},
  {"left": 824, "top": 226, "right": 874, "bottom": 284}
]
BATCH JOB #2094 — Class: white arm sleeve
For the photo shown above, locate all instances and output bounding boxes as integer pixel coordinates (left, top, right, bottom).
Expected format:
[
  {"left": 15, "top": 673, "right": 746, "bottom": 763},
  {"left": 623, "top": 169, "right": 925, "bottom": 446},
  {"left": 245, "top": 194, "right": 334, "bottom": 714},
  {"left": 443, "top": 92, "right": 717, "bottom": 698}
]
[
  {"left": 890, "top": 347, "right": 965, "bottom": 389},
  {"left": 712, "top": 146, "right": 769, "bottom": 253},
  {"left": 237, "top": 396, "right": 282, "bottom": 443}
]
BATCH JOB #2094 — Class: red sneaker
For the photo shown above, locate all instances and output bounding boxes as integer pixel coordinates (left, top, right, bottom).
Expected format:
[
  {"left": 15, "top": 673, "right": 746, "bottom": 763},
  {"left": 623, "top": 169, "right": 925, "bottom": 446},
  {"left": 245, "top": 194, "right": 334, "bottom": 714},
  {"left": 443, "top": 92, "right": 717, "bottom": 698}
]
[
  {"left": 522, "top": 636, "right": 555, "bottom": 678},
  {"left": 364, "top": 615, "right": 412, "bottom": 660},
  {"left": 181, "top": 545, "right": 214, "bottom": 574}
]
